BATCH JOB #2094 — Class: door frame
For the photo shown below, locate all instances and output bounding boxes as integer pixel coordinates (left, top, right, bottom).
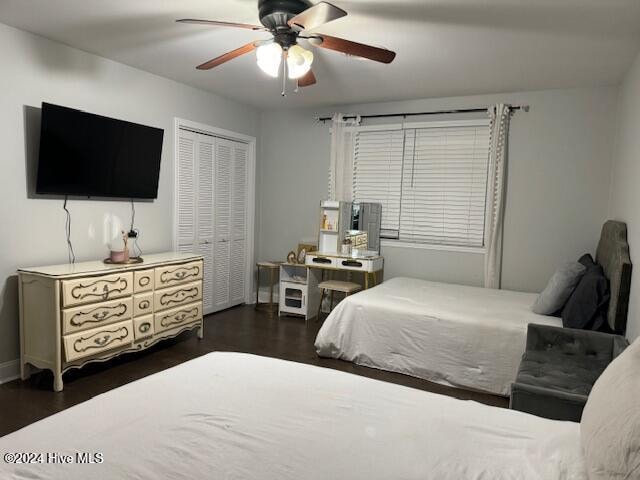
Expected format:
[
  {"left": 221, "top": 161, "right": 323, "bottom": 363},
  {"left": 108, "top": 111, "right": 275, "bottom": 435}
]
[{"left": 173, "top": 117, "right": 257, "bottom": 307}]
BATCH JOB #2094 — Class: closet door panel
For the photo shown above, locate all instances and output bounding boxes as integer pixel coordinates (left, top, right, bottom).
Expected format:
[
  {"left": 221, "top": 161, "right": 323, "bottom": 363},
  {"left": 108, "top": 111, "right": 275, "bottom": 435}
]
[
  {"left": 197, "top": 137, "right": 215, "bottom": 314},
  {"left": 230, "top": 143, "right": 248, "bottom": 304},
  {"left": 176, "top": 131, "right": 196, "bottom": 248},
  {"left": 213, "top": 139, "right": 233, "bottom": 311}
]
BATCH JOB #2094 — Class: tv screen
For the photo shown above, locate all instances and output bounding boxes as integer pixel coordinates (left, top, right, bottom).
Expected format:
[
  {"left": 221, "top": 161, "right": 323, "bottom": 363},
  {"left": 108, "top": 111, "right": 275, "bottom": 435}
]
[{"left": 36, "top": 103, "right": 164, "bottom": 199}]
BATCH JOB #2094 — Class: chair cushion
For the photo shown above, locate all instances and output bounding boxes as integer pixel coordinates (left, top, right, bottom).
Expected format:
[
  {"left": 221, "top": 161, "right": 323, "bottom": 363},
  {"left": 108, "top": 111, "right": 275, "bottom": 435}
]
[
  {"left": 516, "top": 350, "right": 609, "bottom": 396},
  {"left": 318, "top": 280, "right": 362, "bottom": 294},
  {"left": 581, "top": 338, "right": 640, "bottom": 480},
  {"left": 532, "top": 262, "right": 586, "bottom": 315}
]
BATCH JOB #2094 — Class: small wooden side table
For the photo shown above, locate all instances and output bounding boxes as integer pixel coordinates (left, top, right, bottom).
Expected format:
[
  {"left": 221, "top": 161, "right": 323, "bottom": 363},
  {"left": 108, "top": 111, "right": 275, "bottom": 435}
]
[{"left": 255, "top": 261, "right": 282, "bottom": 315}]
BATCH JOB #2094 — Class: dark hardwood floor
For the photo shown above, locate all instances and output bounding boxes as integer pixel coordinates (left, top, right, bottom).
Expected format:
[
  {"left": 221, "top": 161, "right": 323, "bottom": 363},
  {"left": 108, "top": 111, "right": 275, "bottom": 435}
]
[{"left": 0, "top": 305, "right": 507, "bottom": 436}]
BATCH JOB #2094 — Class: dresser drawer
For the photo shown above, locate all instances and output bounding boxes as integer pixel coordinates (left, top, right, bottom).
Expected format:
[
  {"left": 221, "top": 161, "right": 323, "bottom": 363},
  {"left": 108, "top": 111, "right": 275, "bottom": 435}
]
[
  {"left": 134, "top": 269, "right": 154, "bottom": 293},
  {"left": 62, "top": 297, "right": 133, "bottom": 335},
  {"left": 154, "top": 261, "right": 202, "bottom": 289},
  {"left": 62, "top": 272, "right": 133, "bottom": 308},
  {"left": 305, "top": 255, "right": 337, "bottom": 268},
  {"left": 133, "top": 315, "right": 154, "bottom": 340},
  {"left": 154, "top": 281, "right": 202, "bottom": 312},
  {"left": 154, "top": 303, "right": 201, "bottom": 334},
  {"left": 133, "top": 292, "right": 154, "bottom": 317},
  {"left": 63, "top": 320, "right": 134, "bottom": 362}
]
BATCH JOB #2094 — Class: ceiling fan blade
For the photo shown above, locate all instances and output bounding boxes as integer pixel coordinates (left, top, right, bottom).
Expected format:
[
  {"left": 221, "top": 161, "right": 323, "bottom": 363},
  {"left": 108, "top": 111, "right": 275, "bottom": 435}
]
[
  {"left": 176, "top": 19, "right": 266, "bottom": 31},
  {"left": 287, "top": 2, "right": 347, "bottom": 31},
  {"left": 298, "top": 70, "right": 317, "bottom": 87},
  {"left": 313, "top": 34, "right": 396, "bottom": 64},
  {"left": 196, "top": 42, "right": 257, "bottom": 70}
]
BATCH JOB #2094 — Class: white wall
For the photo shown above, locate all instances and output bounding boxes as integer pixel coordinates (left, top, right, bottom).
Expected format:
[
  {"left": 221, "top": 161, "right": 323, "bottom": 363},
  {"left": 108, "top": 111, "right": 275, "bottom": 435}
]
[
  {"left": 0, "top": 23, "right": 260, "bottom": 364},
  {"left": 258, "top": 87, "right": 618, "bottom": 293},
  {"left": 609, "top": 50, "right": 640, "bottom": 341}
]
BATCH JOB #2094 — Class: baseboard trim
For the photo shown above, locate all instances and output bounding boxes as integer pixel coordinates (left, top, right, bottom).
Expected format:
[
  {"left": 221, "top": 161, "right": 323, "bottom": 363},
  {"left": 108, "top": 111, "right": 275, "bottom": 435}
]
[{"left": 0, "top": 359, "right": 20, "bottom": 385}]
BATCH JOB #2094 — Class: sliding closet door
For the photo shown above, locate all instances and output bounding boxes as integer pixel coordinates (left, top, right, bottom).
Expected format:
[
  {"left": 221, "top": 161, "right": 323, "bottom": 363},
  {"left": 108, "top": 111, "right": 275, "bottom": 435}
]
[{"left": 176, "top": 129, "right": 215, "bottom": 314}]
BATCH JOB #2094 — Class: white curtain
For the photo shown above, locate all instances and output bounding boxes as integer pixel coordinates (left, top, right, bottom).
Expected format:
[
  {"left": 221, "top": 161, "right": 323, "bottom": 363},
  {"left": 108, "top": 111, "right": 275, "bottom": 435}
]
[
  {"left": 484, "top": 104, "right": 511, "bottom": 289},
  {"left": 328, "top": 113, "right": 361, "bottom": 201}
]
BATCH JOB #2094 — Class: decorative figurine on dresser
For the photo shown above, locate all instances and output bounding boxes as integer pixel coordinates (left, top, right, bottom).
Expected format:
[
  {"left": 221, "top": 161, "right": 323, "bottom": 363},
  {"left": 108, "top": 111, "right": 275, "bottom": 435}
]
[{"left": 18, "top": 252, "right": 204, "bottom": 391}]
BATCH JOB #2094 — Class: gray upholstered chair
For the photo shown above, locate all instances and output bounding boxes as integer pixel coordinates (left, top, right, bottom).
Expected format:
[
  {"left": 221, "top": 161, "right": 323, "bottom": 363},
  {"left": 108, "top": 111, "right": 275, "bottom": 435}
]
[{"left": 510, "top": 324, "right": 628, "bottom": 422}]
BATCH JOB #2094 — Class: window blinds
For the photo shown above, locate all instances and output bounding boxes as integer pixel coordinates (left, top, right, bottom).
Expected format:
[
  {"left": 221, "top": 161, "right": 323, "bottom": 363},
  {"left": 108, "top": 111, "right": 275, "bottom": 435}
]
[
  {"left": 352, "top": 122, "right": 491, "bottom": 248},
  {"left": 352, "top": 129, "right": 404, "bottom": 238}
]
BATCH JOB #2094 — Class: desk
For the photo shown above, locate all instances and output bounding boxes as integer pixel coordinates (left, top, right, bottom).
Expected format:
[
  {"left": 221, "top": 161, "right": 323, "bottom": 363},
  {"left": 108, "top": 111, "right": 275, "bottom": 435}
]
[{"left": 305, "top": 252, "right": 384, "bottom": 289}]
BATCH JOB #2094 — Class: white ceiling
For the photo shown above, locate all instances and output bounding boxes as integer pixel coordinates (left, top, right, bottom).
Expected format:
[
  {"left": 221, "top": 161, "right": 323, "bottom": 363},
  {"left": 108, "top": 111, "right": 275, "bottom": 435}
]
[{"left": 1, "top": 0, "right": 640, "bottom": 110}]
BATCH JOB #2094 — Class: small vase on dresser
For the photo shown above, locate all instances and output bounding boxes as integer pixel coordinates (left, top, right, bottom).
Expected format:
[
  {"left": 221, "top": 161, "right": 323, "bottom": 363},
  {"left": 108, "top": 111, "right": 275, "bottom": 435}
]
[{"left": 18, "top": 252, "right": 204, "bottom": 391}]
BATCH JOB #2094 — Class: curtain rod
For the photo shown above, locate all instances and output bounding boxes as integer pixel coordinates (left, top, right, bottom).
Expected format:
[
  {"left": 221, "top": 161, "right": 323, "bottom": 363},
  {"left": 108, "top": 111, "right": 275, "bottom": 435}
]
[{"left": 316, "top": 104, "right": 529, "bottom": 123}]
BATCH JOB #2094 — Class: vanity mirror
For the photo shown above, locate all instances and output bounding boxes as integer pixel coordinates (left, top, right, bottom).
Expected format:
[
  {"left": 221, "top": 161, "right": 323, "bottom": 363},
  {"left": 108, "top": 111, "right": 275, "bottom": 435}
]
[
  {"left": 348, "top": 202, "right": 382, "bottom": 254},
  {"left": 316, "top": 201, "right": 382, "bottom": 255}
]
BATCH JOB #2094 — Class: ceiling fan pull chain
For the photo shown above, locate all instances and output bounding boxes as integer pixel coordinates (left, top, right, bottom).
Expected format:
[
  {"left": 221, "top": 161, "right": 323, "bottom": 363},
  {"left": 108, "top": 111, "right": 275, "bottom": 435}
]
[{"left": 281, "top": 51, "right": 287, "bottom": 97}]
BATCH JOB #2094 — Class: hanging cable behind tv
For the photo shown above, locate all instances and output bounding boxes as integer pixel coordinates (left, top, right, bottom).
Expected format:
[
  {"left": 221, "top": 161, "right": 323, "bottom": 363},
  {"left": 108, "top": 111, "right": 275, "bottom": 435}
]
[
  {"left": 62, "top": 196, "right": 75, "bottom": 264},
  {"left": 129, "top": 198, "right": 143, "bottom": 258}
]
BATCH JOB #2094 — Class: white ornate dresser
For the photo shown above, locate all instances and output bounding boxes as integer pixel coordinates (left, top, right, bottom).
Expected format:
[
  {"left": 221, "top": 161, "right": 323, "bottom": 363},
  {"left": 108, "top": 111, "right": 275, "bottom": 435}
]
[{"left": 18, "top": 252, "right": 204, "bottom": 391}]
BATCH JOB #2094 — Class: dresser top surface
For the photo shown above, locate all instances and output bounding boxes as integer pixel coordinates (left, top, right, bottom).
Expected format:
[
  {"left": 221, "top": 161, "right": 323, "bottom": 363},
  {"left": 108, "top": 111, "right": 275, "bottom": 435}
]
[{"left": 19, "top": 252, "right": 202, "bottom": 278}]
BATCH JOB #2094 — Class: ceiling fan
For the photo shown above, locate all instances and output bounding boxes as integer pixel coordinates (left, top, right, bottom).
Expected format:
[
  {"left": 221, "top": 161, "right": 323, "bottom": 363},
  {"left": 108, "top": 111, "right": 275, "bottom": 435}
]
[{"left": 177, "top": 0, "right": 396, "bottom": 92}]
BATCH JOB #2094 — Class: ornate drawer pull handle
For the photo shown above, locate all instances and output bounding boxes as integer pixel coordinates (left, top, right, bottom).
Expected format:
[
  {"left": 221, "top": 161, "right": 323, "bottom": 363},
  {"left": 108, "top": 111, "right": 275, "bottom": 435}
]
[
  {"left": 139, "top": 277, "right": 150, "bottom": 287},
  {"left": 139, "top": 300, "right": 150, "bottom": 309},
  {"left": 95, "top": 335, "right": 110, "bottom": 346},
  {"left": 139, "top": 322, "right": 151, "bottom": 333},
  {"left": 92, "top": 311, "right": 110, "bottom": 321}
]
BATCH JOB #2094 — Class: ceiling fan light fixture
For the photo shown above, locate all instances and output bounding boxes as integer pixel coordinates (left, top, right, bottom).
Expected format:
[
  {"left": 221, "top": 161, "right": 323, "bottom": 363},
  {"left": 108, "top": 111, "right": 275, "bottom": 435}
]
[
  {"left": 287, "top": 44, "right": 314, "bottom": 79},
  {"left": 256, "top": 42, "right": 283, "bottom": 77}
]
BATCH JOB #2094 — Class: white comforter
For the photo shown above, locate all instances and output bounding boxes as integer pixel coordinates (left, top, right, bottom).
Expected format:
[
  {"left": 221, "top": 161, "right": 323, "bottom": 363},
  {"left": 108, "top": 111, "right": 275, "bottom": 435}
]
[
  {"left": 0, "top": 352, "right": 585, "bottom": 480},
  {"left": 315, "top": 277, "right": 562, "bottom": 395}
]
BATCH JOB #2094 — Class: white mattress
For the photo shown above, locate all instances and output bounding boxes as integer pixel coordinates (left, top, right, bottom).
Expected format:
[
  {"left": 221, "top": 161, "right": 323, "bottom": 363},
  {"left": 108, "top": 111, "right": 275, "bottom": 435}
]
[
  {"left": 0, "top": 352, "right": 585, "bottom": 480},
  {"left": 315, "top": 277, "right": 563, "bottom": 395}
]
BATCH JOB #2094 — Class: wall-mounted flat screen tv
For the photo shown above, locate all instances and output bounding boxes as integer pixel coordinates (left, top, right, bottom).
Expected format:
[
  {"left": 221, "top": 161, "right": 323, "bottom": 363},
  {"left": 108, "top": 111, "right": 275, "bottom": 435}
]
[{"left": 36, "top": 102, "right": 164, "bottom": 199}]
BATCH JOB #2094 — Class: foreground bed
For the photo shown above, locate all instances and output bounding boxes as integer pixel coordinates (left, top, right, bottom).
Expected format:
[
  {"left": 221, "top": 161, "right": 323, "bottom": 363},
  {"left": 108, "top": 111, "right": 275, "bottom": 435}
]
[
  {"left": 0, "top": 352, "right": 585, "bottom": 479},
  {"left": 315, "top": 277, "right": 561, "bottom": 395}
]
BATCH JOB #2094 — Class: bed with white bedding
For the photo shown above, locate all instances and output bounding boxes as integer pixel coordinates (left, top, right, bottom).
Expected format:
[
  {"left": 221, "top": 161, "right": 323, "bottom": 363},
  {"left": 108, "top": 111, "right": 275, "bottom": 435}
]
[
  {"left": 315, "top": 277, "right": 563, "bottom": 395},
  {"left": 0, "top": 352, "right": 586, "bottom": 480}
]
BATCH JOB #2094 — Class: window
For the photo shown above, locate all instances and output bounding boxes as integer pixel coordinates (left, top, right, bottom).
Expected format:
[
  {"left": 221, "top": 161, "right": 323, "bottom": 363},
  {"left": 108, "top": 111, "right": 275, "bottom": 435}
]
[
  {"left": 352, "top": 128, "right": 405, "bottom": 238},
  {"left": 352, "top": 120, "right": 491, "bottom": 249}
]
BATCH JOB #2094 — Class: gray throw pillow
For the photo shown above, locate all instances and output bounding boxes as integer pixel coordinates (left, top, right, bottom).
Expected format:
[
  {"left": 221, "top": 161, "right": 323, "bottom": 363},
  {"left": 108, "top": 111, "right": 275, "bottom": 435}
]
[
  {"left": 531, "top": 262, "right": 586, "bottom": 315},
  {"left": 581, "top": 338, "right": 640, "bottom": 480}
]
